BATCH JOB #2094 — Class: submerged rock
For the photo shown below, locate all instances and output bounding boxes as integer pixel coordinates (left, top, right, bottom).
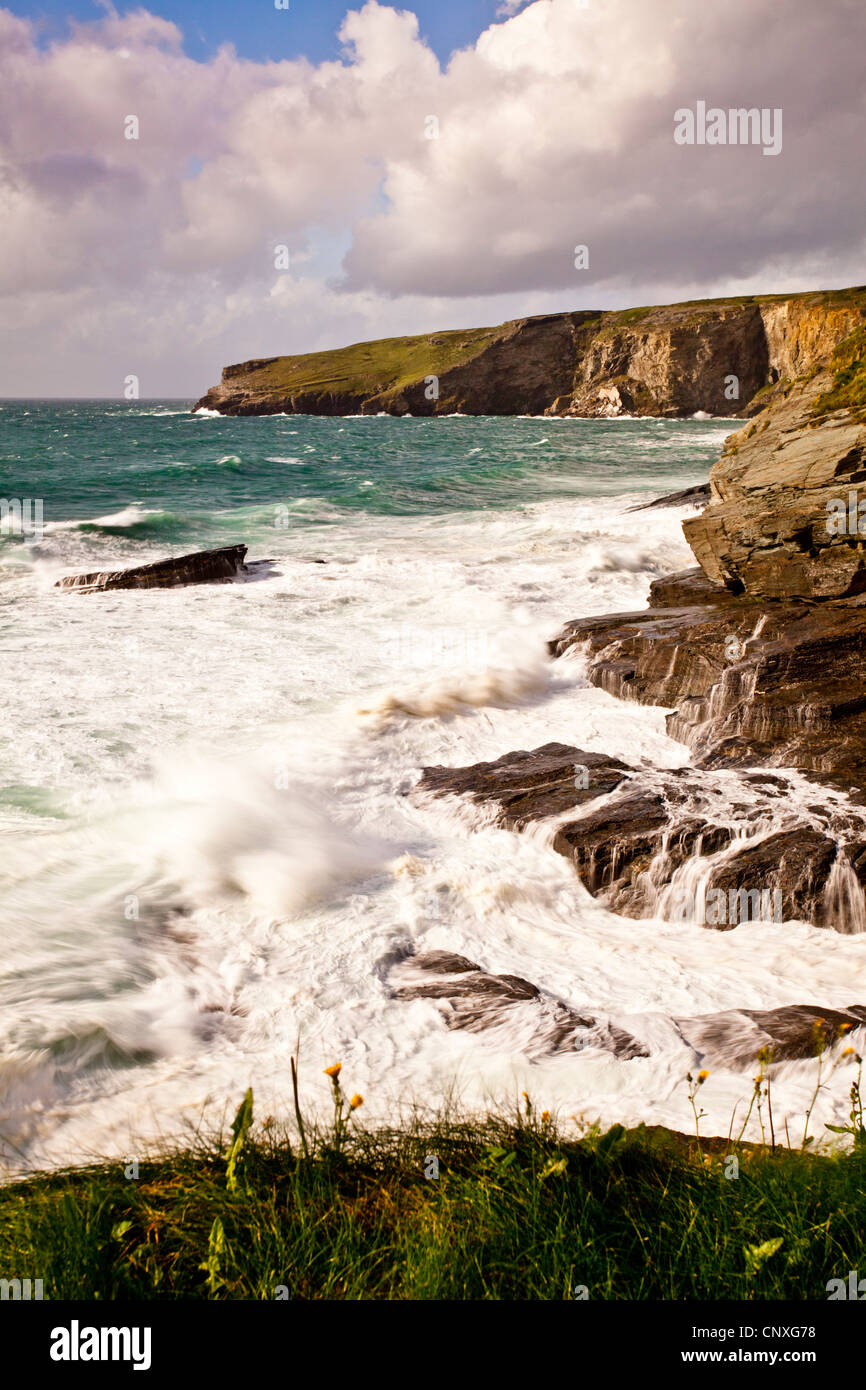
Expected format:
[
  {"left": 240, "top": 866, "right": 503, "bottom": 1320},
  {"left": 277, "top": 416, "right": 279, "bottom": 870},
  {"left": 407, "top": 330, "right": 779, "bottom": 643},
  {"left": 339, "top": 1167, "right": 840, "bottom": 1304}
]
[
  {"left": 388, "top": 951, "right": 866, "bottom": 1071},
  {"left": 387, "top": 950, "right": 649, "bottom": 1060},
  {"left": 630, "top": 483, "right": 711, "bottom": 511},
  {"left": 55, "top": 545, "right": 248, "bottom": 592},
  {"left": 677, "top": 1003, "right": 866, "bottom": 1068}
]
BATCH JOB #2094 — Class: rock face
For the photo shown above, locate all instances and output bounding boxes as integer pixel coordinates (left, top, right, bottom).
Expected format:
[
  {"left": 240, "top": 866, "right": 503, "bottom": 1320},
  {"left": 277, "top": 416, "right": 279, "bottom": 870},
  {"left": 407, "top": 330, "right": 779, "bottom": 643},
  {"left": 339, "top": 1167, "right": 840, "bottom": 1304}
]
[
  {"left": 550, "top": 576, "right": 866, "bottom": 794},
  {"left": 683, "top": 372, "right": 866, "bottom": 600},
  {"left": 195, "top": 287, "right": 866, "bottom": 419},
  {"left": 55, "top": 545, "right": 248, "bottom": 591},
  {"left": 680, "top": 313, "right": 866, "bottom": 599},
  {"left": 417, "top": 744, "right": 866, "bottom": 930}
]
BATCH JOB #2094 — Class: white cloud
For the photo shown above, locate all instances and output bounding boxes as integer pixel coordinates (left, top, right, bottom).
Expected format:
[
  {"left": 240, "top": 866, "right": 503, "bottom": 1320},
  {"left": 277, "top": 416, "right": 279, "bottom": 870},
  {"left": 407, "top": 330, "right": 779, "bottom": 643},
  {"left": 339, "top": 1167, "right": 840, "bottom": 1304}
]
[{"left": 0, "top": 0, "right": 862, "bottom": 395}]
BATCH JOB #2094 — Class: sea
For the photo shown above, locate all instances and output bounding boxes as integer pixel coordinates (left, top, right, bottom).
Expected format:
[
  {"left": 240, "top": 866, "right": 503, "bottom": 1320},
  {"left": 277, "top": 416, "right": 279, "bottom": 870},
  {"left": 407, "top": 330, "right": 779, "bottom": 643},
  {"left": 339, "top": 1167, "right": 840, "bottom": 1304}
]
[{"left": 1, "top": 400, "right": 863, "bottom": 1174}]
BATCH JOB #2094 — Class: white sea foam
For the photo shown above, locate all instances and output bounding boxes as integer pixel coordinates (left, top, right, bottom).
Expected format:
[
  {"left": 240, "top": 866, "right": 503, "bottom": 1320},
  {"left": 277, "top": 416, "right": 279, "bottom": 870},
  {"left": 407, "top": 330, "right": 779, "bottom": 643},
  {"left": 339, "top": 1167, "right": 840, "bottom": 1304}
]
[
  {"left": 43, "top": 504, "right": 155, "bottom": 532},
  {"left": 2, "top": 476, "right": 863, "bottom": 1171}
]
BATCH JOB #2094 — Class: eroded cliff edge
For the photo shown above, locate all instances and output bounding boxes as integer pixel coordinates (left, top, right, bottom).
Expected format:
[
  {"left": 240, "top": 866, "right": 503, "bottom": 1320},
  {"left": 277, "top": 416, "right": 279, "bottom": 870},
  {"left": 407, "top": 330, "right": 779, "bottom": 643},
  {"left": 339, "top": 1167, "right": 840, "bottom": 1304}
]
[{"left": 196, "top": 287, "right": 865, "bottom": 419}]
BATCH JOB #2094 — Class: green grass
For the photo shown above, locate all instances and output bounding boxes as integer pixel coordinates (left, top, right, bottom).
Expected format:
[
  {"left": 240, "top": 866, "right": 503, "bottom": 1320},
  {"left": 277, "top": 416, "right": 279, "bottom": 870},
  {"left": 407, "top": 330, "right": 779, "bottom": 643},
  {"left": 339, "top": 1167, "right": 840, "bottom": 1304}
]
[
  {"left": 225, "top": 324, "right": 501, "bottom": 399},
  {"left": 2, "top": 1097, "right": 864, "bottom": 1300},
  {"left": 812, "top": 324, "right": 866, "bottom": 421}
]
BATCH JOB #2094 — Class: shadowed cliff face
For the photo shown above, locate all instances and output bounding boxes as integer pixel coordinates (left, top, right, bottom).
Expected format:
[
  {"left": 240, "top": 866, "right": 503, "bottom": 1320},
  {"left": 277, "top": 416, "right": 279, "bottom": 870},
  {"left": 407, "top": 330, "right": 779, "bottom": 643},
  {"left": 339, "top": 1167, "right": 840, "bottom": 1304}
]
[{"left": 195, "top": 288, "right": 866, "bottom": 420}]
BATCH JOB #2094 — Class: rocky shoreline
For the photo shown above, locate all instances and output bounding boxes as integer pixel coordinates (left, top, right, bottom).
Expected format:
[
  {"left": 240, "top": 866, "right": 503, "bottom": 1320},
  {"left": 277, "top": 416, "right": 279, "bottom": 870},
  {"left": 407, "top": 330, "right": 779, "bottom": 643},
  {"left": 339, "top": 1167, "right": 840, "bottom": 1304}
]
[
  {"left": 386, "top": 303, "right": 866, "bottom": 1080},
  {"left": 394, "top": 312, "right": 866, "bottom": 1071},
  {"left": 70, "top": 301, "right": 866, "bottom": 1081}
]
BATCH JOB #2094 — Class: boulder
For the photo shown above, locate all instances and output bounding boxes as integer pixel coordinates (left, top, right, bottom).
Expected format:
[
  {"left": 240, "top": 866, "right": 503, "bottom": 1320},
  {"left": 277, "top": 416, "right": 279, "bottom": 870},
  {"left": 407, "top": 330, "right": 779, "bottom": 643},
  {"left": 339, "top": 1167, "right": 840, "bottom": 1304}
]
[{"left": 55, "top": 545, "right": 248, "bottom": 592}]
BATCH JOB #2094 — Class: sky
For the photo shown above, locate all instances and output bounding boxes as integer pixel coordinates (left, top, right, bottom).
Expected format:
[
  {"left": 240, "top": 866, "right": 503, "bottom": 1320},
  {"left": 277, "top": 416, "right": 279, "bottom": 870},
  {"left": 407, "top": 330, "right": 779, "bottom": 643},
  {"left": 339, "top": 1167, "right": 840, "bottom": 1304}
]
[
  {"left": 5, "top": 0, "right": 503, "bottom": 65},
  {"left": 1, "top": 0, "right": 864, "bottom": 396}
]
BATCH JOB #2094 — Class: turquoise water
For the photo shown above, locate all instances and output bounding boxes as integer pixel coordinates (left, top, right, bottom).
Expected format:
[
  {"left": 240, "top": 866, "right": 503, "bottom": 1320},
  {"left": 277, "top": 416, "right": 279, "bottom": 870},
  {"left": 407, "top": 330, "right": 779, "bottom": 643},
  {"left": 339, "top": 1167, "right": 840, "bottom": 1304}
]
[{"left": 0, "top": 401, "right": 731, "bottom": 551}]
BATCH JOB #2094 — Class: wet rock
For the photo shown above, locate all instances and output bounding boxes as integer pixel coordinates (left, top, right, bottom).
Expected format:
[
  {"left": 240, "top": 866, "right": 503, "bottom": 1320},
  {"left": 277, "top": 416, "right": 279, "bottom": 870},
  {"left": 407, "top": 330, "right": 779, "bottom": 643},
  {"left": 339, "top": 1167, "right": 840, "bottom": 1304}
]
[
  {"left": 678, "top": 1003, "right": 866, "bottom": 1068},
  {"left": 702, "top": 829, "right": 840, "bottom": 928},
  {"left": 388, "top": 952, "right": 866, "bottom": 1073},
  {"left": 630, "top": 484, "right": 711, "bottom": 512},
  {"left": 417, "top": 746, "right": 866, "bottom": 928},
  {"left": 551, "top": 590, "right": 866, "bottom": 797},
  {"left": 552, "top": 787, "right": 735, "bottom": 916},
  {"left": 55, "top": 545, "right": 248, "bottom": 592},
  {"left": 387, "top": 951, "right": 649, "bottom": 1059},
  {"left": 646, "top": 567, "right": 740, "bottom": 607},
  {"left": 418, "top": 743, "right": 630, "bottom": 827}
]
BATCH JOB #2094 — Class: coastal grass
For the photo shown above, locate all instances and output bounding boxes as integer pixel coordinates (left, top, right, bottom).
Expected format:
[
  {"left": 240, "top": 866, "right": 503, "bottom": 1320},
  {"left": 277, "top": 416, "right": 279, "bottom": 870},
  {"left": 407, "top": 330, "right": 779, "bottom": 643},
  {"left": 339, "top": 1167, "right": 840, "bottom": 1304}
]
[
  {"left": 812, "top": 323, "right": 866, "bottom": 421},
  {"left": 2, "top": 1098, "right": 865, "bottom": 1300},
  {"left": 228, "top": 325, "right": 498, "bottom": 398}
]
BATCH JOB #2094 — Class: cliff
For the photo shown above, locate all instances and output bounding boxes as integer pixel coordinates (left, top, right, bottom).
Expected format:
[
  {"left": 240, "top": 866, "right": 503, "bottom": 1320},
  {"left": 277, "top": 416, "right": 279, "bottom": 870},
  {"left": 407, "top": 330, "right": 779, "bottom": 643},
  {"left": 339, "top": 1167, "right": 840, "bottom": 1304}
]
[
  {"left": 196, "top": 286, "right": 866, "bottom": 418},
  {"left": 683, "top": 323, "right": 866, "bottom": 598}
]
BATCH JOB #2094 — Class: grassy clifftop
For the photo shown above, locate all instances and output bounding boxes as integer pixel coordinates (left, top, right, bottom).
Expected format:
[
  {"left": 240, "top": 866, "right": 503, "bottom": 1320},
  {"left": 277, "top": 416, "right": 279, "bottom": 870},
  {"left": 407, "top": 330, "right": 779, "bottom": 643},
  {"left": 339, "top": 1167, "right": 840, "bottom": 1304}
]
[{"left": 222, "top": 324, "right": 500, "bottom": 401}]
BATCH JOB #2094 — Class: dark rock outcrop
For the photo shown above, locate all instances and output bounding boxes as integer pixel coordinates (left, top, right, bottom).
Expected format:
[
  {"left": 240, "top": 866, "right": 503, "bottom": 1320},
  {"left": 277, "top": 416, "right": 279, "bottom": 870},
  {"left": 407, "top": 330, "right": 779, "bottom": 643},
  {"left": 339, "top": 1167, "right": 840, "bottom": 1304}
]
[
  {"left": 418, "top": 744, "right": 631, "bottom": 827},
  {"left": 550, "top": 581, "right": 866, "bottom": 795},
  {"left": 630, "top": 483, "right": 711, "bottom": 511},
  {"left": 417, "top": 744, "right": 866, "bottom": 929},
  {"left": 387, "top": 951, "right": 866, "bottom": 1071},
  {"left": 55, "top": 545, "right": 248, "bottom": 592}
]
